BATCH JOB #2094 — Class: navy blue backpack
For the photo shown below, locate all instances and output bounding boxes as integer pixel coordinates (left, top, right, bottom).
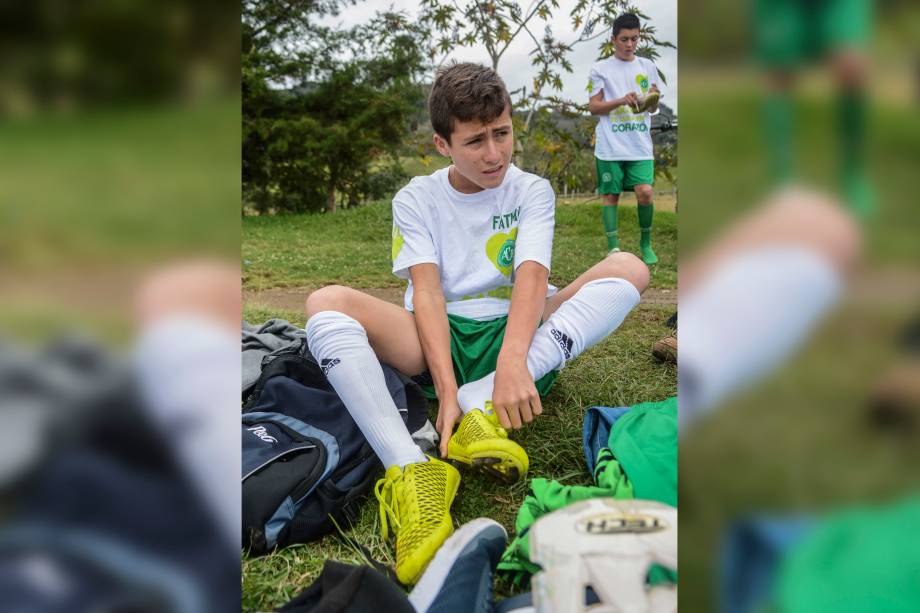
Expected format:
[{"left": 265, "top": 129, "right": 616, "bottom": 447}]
[{"left": 242, "top": 339, "right": 426, "bottom": 555}]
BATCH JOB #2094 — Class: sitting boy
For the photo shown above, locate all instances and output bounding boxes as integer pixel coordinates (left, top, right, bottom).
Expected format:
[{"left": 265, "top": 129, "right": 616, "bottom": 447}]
[{"left": 304, "top": 62, "right": 648, "bottom": 585}]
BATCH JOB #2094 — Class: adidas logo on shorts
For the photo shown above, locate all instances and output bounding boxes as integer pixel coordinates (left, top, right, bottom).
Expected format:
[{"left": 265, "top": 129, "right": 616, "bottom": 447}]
[
  {"left": 550, "top": 329, "right": 573, "bottom": 360},
  {"left": 320, "top": 357, "right": 341, "bottom": 375}
]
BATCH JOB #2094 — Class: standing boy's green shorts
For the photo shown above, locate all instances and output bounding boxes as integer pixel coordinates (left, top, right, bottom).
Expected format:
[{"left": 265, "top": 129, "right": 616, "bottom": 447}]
[
  {"left": 753, "top": 0, "right": 871, "bottom": 67},
  {"left": 595, "top": 158, "right": 655, "bottom": 195},
  {"left": 412, "top": 313, "right": 558, "bottom": 400}
]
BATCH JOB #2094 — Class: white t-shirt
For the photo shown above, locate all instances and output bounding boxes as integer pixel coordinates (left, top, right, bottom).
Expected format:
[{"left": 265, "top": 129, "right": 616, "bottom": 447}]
[
  {"left": 391, "top": 164, "right": 557, "bottom": 321},
  {"left": 588, "top": 56, "right": 660, "bottom": 161}
]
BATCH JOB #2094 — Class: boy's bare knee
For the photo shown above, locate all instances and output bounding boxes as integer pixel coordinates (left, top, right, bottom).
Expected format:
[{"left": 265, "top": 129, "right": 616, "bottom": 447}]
[
  {"left": 822, "top": 205, "right": 862, "bottom": 273},
  {"left": 833, "top": 51, "right": 867, "bottom": 90},
  {"left": 770, "top": 188, "right": 862, "bottom": 273},
  {"left": 305, "top": 285, "right": 351, "bottom": 318},
  {"left": 604, "top": 251, "right": 650, "bottom": 293},
  {"left": 635, "top": 185, "right": 654, "bottom": 203}
]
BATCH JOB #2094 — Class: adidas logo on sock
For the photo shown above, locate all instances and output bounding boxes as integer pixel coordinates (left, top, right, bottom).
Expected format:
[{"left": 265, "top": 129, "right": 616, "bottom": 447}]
[
  {"left": 320, "top": 357, "right": 341, "bottom": 375},
  {"left": 550, "top": 329, "right": 573, "bottom": 360}
]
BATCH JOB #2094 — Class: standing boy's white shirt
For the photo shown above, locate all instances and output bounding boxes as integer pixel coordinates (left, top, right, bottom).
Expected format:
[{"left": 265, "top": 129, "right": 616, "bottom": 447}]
[
  {"left": 589, "top": 56, "right": 660, "bottom": 161},
  {"left": 392, "top": 164, "right": 556, "bottom": 321}
]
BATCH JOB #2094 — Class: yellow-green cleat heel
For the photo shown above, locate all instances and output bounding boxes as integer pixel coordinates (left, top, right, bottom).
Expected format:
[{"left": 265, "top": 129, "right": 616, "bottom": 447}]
[{"left": 447, "top": 405, "right": 528, "bottom": 484}]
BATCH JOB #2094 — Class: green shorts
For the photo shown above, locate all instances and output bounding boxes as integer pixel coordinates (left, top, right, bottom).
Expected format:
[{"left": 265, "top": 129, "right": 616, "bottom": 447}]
[
  {"left": 753, "top": 0, "right": 871, "bottom": 67},
  {"left": 412, "top": 313, "right": 558, "bottom": 400},
  {"left": 595, "top": 159, "right": 654, "bottom": 195}
]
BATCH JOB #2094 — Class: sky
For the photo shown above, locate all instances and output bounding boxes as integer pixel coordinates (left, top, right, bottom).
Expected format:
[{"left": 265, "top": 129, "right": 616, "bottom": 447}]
[{"left": 318, "top": 0, "right": 678, "bottom": 112}]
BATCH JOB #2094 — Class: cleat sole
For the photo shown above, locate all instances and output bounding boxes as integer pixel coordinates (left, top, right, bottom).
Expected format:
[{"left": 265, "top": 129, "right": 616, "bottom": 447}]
[
  {"left": 476, "top": 461, "right": 519, "bottom": 484},
  {"left": 450, "top": 449, "right": 526, "bottom": 484}
]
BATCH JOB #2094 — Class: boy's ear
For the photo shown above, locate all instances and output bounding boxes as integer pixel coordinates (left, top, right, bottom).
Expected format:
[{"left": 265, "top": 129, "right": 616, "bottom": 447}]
[{"left": 433, "top": 132, "right": 451, "bottom": 157}]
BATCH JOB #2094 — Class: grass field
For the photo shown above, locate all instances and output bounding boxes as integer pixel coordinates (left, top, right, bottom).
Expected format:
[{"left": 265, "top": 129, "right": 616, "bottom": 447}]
[
  {"left": 0, "top": 99, "right": 241, "bottom": 344},
  {"left": 0, "top": 100, "right": 240, "bottom": 268},
  {"left": 242, "top": 199, "right": 677, "bottom": 293},
  {"left": 242, "top": 200, "right": 678, "bottom": 611}
]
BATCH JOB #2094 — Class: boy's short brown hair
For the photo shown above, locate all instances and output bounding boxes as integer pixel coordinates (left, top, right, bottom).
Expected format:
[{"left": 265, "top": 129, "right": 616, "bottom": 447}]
[{"left": 428, "top": 62, "right": 512, "bottom": 143}]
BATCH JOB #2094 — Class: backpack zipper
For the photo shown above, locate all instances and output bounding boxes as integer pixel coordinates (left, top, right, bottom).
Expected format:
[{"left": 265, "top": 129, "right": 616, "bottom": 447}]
[{"left": 243, "top": 442, "right": 317, "bottom": 481}]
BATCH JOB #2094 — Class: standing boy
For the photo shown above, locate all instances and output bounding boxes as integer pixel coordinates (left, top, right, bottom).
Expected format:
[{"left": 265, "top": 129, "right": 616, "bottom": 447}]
[
  {"left": 754, "top": 0, "right": 874, "bottom": 218},
  {"left": 305, "top": 62, "right": 648, "bottom": 585},
  {"left": 588, "top": 13, "right": 662, "bottom": 264}
]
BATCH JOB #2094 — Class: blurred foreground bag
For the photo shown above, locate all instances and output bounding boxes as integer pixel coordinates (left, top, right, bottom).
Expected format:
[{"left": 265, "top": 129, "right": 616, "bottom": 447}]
[
  {"left": 242, "top": 339, "right": 426, "bottom": 554},
  {"left": 0, "top": 338, "right": 238, "bottom": 612}
]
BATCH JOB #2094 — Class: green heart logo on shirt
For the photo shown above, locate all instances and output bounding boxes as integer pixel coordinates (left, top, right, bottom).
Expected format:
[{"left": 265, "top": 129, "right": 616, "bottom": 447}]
[
  {"left": 636, "top": 74, "right": 650, "bottom": 93},
  {"left": 392, "top": 224, "right": 405, "bottom": 262},
  {"left": 486, "top": 227, "right": 518, "bottom": 276}
]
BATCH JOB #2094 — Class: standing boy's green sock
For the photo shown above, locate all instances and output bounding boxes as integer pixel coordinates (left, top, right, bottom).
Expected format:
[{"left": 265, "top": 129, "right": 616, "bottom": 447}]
[
  {"left": 764, "top": 91, "right": 794, "bottom": 184},
  {"left": 839, "top": 90, "right": 875, "bottom": 220},
  {"left": 602, "top": 205, "right": 619, "bottom": 251},
  {"left": 638, "top": 203, "right": 658, "bottom": 264}
]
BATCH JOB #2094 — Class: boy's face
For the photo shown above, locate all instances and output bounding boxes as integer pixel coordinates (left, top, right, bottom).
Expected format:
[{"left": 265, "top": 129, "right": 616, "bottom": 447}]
[
  {"left": 434, "top": 106, "right": 514, "bottom": 193},
  {"left": 613, "top": 27, "right": 640, "bottom": 61}
]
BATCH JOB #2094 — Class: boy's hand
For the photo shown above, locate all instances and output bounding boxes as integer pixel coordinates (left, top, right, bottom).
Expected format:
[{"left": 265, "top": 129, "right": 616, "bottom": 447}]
[
  {"left": 622, "top": 92, "right": 639, "bottom": 110},
  {"left": 436, "top": 398, "right": 462, "bottom": 458},
  {"left": 493, "top": 361, "right": 542, "bottom": 430}
]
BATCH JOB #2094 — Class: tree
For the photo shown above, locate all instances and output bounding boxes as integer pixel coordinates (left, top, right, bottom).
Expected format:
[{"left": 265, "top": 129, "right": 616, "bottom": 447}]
[
  {"left": 1, "top": 0, "right": 239, "bottom": 112},
  {"left": 243, "top": 1, "right": 429, "bottom": 213}
]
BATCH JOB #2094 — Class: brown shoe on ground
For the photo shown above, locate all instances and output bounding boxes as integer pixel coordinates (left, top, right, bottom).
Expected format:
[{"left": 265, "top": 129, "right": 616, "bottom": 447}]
[
  {"left": 870, "top": 358, "right": 920, "bottom": 430},
  {"left": 652, "top": 336, "right": 677, "bottom": 364}
]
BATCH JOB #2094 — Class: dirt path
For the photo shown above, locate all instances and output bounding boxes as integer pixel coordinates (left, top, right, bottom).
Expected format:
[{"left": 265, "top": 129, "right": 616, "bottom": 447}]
[
  {"left": 244, "top": 286, "right": 406, "bottom": 312},
  {"left": 243, "top": 285, "right": 678, "bottom": 312},
  {"left": 243, "top": 265, "right": 920, "bottom": 314},
  {"left": 558, "top": 191, "right": 677, "bottom": 213}
]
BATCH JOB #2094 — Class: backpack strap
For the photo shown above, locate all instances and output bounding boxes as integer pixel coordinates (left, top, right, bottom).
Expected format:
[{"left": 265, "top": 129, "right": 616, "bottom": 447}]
[
  {"left": 243, "top": 340, "right": 327, "bottom": 410},
  {"left": 392, "top": 367, "right": 428, "bottom": 435}
]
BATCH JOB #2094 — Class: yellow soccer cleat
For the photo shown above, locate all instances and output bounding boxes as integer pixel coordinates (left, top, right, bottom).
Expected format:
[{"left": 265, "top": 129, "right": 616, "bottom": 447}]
[
  {"left": 447, "top": 405, "right": 529, "bottom": 484},
  {"left": 632, "top": 90, "right": 660, "bottom": 114},
  {"left": 374, "top": 457, "right": 460, "bottom": 585}
]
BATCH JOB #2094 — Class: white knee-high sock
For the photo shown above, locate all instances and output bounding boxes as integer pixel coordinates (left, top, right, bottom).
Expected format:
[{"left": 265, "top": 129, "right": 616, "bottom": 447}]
[
  {"left": 457, "top": 278, "right": 642, "bottom": 414},
  {"left": 678, "top": 246, "right": 842, "bottom": 429},
  {"left": 305, "top": 311, "right": 426, "bottom": 469}
]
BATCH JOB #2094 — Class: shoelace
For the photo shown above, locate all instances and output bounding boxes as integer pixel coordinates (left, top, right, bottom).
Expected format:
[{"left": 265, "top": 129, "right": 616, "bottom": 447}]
[
  {"left": 374, "top": 475, "right": 402, "bottom": 541},
  {"left": 485, "top": 412, "right": 508, "bottom": 439}
]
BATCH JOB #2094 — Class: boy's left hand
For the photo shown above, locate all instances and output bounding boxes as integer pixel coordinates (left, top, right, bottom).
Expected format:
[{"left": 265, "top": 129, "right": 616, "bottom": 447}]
[
  {"left": 436, "top": 399, "right": 462, "bottom": 458},
  {"left": 493, "top": 361, "right": 542, "bottom": 430}
]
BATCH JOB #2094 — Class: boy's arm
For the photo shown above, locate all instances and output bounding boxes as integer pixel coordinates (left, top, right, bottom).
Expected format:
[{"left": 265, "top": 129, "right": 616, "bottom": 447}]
[
  {"left": 589, "top": 90, "right": 638, "bottom": 115},
  {"left": 409, "top": 263, "right": 461, "bottom": 457},
  {"left": 493, "top": 260, "right": 549, "bottom": 430}
]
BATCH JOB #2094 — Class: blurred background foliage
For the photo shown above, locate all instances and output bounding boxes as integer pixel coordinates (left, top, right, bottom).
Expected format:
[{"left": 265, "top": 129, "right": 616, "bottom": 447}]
[
  {"left": 0, "top": 0, "right": 241, "bottom": 341},
  {"left": 0, "top": 0, "right": 239, "bottom": 114}
]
